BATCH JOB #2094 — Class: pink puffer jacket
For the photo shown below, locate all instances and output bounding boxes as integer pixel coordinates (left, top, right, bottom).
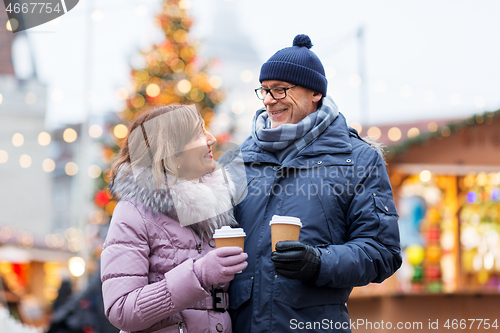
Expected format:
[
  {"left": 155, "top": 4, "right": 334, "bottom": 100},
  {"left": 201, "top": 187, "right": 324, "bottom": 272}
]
[{"left": 101, "top": 167, "right": 237, "bottom": 333}]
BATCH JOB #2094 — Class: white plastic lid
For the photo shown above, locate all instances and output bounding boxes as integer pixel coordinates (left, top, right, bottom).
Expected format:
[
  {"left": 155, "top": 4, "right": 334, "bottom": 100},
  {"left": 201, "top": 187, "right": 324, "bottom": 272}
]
[
  {"left": 269, "top": 215, "right": 302, "bottom": 226},
  {"left": 213, "top": 226, "right": 246, "bottom": 238}
]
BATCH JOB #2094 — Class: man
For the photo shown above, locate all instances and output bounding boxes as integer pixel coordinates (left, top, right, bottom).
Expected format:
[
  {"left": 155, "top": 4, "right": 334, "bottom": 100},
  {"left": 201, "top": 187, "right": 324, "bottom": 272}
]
[{"left": 227, "top": 34, "right": 402, "bottom": 332}]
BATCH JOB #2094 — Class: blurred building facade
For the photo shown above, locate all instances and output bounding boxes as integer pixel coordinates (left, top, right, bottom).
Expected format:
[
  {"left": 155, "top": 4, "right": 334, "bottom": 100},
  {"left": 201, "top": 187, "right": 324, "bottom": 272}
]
[
  {"left": 0, "top": 9, "right": 85, "bottom": 329},
  {"left": 0, "top": 12, "right": 53, "bottom": 242}
]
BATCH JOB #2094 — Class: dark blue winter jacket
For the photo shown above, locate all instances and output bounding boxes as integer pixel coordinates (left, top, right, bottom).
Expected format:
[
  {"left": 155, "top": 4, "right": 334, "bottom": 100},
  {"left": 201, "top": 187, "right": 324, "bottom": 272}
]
[{"left": 228, "top": 112, "right": 402, "bottom": 333}]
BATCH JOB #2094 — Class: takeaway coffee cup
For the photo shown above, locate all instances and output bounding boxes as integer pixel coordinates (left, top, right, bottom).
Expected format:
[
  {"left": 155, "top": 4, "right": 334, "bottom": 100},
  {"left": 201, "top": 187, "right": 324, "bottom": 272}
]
[
  {"left": 269, "top": 215, "right": 302, "bottom": 252},
  {"left": 213, "top": 226, "right": 246, "bottom": 251}
]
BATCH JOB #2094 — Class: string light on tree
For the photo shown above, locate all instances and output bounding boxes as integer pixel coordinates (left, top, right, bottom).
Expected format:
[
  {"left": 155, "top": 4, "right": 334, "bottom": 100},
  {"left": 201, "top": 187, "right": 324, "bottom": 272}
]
[
  {"left": 177, "top": 79, "right": 192, "bottom": 94},
  {"left": 113, "top": 124, "right": 128, "bottom": 139},
  {"left": 178, "top": 0, "right": 191, "bottom": 9},
  {"left": 146, "top": 83, "right": 161, "bottom": 98},
  {"left": 105, "top": 201, "right": 118, "bottom": 215},
  {"left": 94, "top": 190, "right": 112, "bottom": 208}
]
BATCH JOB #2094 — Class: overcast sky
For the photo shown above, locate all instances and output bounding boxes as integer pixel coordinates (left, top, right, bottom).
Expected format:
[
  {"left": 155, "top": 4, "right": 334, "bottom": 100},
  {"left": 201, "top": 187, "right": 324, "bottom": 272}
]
[{"left": 19, "top": 0, "right": 500, "bottom": 129}]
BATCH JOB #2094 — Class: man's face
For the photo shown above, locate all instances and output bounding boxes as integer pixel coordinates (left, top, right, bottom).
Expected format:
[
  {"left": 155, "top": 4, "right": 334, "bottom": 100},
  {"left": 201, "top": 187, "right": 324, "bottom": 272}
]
[{"left": 261, "top": 80, "right": 322, "bottom": 129}]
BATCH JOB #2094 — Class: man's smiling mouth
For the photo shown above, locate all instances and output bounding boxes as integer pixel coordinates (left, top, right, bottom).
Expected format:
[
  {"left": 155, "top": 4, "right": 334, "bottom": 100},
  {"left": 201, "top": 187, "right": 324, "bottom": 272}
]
[{"left": 269, "top": 109, "right": 287, "bottom": 116}]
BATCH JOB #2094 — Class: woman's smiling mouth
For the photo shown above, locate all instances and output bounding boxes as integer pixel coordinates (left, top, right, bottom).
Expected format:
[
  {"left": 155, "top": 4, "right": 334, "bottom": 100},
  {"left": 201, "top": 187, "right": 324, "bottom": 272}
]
[{"left": 204, "top": 149, "right": 213, "bottom": 158}]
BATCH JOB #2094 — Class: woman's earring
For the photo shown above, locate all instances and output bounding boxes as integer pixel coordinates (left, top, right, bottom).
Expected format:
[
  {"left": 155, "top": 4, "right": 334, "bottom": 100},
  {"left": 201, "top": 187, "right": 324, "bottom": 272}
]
[{"left": 177, "top": 165, "right": 181, "bottom": 169}]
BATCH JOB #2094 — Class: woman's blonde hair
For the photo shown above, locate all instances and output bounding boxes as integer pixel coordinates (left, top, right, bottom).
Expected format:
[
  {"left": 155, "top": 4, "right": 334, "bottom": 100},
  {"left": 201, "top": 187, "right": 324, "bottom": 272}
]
[{"left": 109, "top": 104, "right": 203, "bottom": 189}]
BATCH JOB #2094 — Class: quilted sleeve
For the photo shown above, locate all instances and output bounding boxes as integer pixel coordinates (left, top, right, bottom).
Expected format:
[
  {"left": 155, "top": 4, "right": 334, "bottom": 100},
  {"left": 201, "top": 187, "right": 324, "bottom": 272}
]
[{"left": 100, "top": 201, "right": 209, "bottom": 332}]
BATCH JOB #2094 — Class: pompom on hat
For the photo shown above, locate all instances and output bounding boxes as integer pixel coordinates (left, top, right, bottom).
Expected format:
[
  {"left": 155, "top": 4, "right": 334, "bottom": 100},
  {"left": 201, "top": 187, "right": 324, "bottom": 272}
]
[{"left": 259, "top": 34, "right": 327, "bottom": 97}]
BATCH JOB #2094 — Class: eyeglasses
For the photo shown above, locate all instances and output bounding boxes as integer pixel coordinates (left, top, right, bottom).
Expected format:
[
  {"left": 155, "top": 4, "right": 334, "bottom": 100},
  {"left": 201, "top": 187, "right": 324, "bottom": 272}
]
[{"left": 254, "top": 85, "right": 297, "bottom": 100}]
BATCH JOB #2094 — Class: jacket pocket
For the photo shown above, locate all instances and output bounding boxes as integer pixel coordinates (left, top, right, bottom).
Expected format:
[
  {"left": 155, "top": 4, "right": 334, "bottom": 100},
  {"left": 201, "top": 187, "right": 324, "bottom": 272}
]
[
  {"left": 373, "top": 193, "right": 400, "bottom": 248},
  {"left": 228, "top": 273, "right": 253, "bottom": 310},
  {"left": 273, "top": 276, "right": 347, "bottom": 309}
]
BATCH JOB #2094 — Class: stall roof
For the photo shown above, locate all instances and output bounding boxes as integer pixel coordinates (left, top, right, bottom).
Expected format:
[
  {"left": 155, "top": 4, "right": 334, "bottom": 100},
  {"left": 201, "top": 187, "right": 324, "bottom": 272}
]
[{"left": 365, "top": 109, "right": 500, "bottom": 168}]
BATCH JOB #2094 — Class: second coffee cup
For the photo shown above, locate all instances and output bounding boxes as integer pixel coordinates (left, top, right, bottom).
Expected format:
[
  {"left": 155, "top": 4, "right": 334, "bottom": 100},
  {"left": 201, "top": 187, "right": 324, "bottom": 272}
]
[
  {"left": 269, "top": 215, "right": 302, "bottom": 252},
  {"left": 213, "top": 226, "right": 246, "bottom": 251}
]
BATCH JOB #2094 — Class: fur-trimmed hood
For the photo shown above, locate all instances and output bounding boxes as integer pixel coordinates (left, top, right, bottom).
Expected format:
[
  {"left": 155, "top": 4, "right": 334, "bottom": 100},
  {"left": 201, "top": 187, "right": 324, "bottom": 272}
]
[{"left": 110, "top": 163, "right": 237, "bottom": 239}]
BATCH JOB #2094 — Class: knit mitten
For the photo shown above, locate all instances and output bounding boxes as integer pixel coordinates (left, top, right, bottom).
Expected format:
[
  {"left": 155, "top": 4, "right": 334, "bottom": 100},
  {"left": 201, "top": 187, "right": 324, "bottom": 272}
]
[{"left": 193, "top": 247, "right": 248, "bottom": 290}]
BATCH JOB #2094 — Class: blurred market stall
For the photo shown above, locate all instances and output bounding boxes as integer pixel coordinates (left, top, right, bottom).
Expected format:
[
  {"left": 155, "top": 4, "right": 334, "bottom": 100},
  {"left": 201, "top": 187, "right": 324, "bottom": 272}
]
[{"left": 347, "top": 110, "right": 500, "bottom": 331}]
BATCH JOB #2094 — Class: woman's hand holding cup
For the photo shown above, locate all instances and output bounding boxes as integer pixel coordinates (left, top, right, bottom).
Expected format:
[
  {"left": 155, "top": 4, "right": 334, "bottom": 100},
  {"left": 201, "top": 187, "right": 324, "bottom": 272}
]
[{"left": 194, "top": 247, "right": 248, "bottom": 290}]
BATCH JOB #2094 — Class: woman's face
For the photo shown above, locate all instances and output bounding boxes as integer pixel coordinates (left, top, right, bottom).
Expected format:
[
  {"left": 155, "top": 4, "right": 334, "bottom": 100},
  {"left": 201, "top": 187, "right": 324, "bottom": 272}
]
[{"left": 176, "top": 125, "right": 216, "bottom": 180}]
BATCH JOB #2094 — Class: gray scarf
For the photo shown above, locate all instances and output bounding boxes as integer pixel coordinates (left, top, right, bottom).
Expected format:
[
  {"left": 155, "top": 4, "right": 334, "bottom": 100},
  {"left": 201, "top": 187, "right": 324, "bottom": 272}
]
[{"left": 251, "top": 96, "right": 339, "bottom": 164}]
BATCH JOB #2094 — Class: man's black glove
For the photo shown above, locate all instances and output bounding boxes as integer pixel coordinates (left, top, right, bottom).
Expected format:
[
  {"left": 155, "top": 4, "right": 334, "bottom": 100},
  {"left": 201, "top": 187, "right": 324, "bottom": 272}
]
[{"left": 271, "top": 240, "right": 321, "bottom": 284}]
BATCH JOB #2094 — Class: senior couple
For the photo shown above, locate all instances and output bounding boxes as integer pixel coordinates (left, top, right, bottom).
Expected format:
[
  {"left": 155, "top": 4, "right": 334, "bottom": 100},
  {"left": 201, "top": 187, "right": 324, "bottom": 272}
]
[{"left": 100, "top": 34, "right": 402, "bottom": 333}]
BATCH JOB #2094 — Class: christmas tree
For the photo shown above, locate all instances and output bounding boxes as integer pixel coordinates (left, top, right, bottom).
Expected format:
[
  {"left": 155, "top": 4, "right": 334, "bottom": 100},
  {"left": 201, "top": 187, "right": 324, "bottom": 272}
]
[{"left": 92, "top": 0, "right": 224, "bottom": 223}]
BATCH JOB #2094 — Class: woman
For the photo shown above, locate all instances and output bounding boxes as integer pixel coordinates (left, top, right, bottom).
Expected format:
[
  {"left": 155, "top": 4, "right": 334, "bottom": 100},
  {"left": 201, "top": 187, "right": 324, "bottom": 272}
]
[{"left": 101, "top": 105, "right": 247, "bottom": 333}]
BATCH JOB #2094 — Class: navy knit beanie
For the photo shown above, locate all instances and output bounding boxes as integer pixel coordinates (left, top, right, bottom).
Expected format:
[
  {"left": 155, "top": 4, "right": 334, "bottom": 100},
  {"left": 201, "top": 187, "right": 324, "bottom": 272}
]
[{"left": 259, "top": 34, "right": 327, "bottom": 97}]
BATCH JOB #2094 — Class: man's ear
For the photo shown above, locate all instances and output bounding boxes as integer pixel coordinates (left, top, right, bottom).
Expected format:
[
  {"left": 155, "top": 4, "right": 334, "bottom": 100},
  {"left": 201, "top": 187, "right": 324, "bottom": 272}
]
[{"left": 312, "top": 91, "right": 322, "bottom": 103}]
